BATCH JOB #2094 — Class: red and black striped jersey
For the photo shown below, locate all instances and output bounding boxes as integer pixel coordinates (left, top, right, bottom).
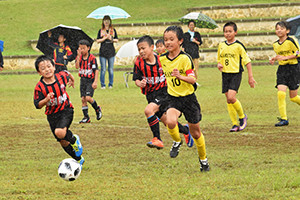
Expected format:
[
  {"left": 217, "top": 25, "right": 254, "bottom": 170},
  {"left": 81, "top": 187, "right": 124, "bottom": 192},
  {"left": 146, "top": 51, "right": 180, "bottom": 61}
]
[
  {"left": 34, "top": 71, "right": 73, "bottom": 115},
  {"left": 133, "top": 54, "right": 167, "bottom": 95},
  {"left": 77, "top": 53, "right": 98, "bottom": 79}
]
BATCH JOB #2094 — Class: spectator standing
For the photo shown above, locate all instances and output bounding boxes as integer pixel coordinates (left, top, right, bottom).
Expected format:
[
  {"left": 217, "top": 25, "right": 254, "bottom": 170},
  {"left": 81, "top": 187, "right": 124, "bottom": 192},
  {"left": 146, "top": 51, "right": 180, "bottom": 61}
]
[
  {"left": 182, "top": 20, "right": 202, "bottom": 80},
  {"left": 96, "top": 15, "right": 118, "bottom": 89}
]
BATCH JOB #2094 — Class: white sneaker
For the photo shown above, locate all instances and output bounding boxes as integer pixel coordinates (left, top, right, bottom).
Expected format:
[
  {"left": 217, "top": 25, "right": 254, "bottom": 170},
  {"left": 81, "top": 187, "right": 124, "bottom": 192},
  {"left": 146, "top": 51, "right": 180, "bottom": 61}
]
[
  {"left": 101, "top": 86, "right": 106, "bottom": 89},
  {"left": 108, "top": 86, "right": 113, "bottom": 89}
]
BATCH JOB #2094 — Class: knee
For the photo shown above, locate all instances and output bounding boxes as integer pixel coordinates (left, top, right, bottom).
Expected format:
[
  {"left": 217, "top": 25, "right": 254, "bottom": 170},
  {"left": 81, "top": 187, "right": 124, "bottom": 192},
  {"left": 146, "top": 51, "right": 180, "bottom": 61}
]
[
  {"left": 144, "top": 109, "right": 152, "bottom": 118},
  {"left": 55, "top": 128, "right": 67, "bottom": 139},
  {"left": 166, "top": 120, "right": 177, "bottom": 129},
  {"left": 277, "top": 91, "right": 286, "bottom": 100},
  {"left": 227, "top": 97, "right": 236, "bottom": 104}
]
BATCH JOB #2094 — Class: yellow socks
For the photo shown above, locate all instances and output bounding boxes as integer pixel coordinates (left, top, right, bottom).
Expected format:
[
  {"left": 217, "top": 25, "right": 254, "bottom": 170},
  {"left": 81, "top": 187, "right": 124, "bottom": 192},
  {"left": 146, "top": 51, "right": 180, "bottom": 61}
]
[
  {"left": 290, "top": 95, "right": 300, "bottom": 105},
  {"left": 227, "top": 103, "right": 238, "bottom": 125},
  {"left": 277, "top": 91, "right": 287, "bottom": 120},
  {"left": 232, "top": 99, "right": 245, "bottom": 119},
  {"left": 167, "top": 124, "right": 181, "bottom": 142},
  {"left": 194, "top": 133, "right": 206, "bottom": 160}
]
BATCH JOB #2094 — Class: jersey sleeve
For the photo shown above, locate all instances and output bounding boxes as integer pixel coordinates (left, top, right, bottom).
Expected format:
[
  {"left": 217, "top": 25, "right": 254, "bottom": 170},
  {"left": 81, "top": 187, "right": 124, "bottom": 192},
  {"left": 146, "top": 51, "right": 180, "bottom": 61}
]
[
  {"left": 65, "top": 45, "right": 73, "bottom": 60},
  {"left": 34, "top": 86, "right": 45, "bottom": 109},
  {"left": 290, "top": 39, "right": 300, "bottom": 57},
  {"left": 132, "top": 59, "right": 143, "bottom": 81},
  {"left": 240, "top": 45, "right": 251, "bottom": 66},
  {"left": 92, "top": 56, "right": 98, "bottom": 70},
  {"left": 185, "top": 56, "right": 196, "bottom": 79}
]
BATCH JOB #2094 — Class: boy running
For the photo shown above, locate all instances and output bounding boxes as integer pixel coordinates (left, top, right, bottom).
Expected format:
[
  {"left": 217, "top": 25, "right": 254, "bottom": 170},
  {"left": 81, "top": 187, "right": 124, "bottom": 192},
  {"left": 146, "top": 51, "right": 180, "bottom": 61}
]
[
  {"left": 33, "top": 55, "right": 84, "bottom": 168},
  {"left": 269, "top": 21, "right": 300, "bottom": 126},
  {"left": 217, "top": 22, "right": 256, "bottom": 132},
  {"left": 76, "top": 39, "right": 102, "bottom": 123},
  {"left": 160, "top": 26, "right": 209, "bottom": 172},
  {"left": 133, "top": 35, "right": 193, "bottom": 149}
]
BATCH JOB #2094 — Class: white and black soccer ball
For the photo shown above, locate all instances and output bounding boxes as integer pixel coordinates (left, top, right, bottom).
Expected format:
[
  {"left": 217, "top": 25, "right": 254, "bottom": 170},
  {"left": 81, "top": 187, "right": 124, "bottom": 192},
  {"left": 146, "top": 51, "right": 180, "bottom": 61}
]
[{"left": 58, "top": 158, "right": 81, "bottom": 181}]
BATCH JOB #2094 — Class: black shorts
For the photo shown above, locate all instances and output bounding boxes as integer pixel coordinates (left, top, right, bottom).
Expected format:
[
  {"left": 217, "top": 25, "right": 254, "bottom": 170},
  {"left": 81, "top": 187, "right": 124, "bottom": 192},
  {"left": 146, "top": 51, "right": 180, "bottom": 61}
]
[
  {"left": 146, "top": 87, "right": 168, "bottom": 118},
  {"left": 80, "top": 77, "right": 95, "bottom": 97},
  {"left": 276, "top": 64, "right": 300, "bottom": 90},
  {"left": 166, "top": 93, "right": 202, "bottom": 124},
  {"left": 222, "top": 72, "right": 242, "bottom": 93},
  {"left": 47, "top": 107, "right": 74, "bottom": 141}
]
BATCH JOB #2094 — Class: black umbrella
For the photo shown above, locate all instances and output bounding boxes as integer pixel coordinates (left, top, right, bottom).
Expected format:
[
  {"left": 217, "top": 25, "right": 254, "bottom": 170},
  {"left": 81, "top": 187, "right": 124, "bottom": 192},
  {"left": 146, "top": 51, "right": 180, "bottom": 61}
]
[
  {"left": 36, "top": 24, "right": 94, "bottom": 61},
  {"left": 286, "top": 15, "right": 300, "bottom": 35}
]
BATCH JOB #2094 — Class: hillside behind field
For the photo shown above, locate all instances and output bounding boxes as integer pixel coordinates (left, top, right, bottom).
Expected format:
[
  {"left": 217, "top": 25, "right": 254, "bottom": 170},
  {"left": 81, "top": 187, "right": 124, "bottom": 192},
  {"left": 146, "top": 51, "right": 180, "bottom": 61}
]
[{"left": 0, "top": 0, "right": 283, "bottom": 55}]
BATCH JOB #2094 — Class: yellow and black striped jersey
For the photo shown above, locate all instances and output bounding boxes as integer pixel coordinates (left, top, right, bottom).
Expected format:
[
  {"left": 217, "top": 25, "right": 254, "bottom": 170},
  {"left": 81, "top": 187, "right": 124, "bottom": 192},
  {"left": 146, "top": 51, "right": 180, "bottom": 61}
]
[
  {"left": 272, "top": 37, "right": 300, "bottom": 65},
  {"left": 217, "top": 40, "right": 251, "bottom": 73},
  {"left": 159, "top": 51, "right": 195, "bottom": 97}
]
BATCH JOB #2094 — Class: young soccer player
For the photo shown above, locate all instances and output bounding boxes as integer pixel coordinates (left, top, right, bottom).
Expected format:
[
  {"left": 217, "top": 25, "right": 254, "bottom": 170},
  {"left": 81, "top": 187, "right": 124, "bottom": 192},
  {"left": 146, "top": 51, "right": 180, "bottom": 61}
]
[
  {"left": 155, "top": 39, "right": 166, "bottom": 55},
  {"left": 133, "top": 35, "right": 194, "bottom": 149},
  {"left": 269, "top": 21, "right": 300, "bottom": 126},
  {"left": 47, "top": 31, "right": 73, "bottom": 73},
  {"left": 33, "top": 55, "right": 84, "bottom": 168},
  {"left": 217, "top": 22, "right": 256, "bottom": 132},
  {"left": 159, "top": 26, "right": 209, "bottom": 172},
  {"left": 75, "top": 39, "right": 102, "bottom": 123}
]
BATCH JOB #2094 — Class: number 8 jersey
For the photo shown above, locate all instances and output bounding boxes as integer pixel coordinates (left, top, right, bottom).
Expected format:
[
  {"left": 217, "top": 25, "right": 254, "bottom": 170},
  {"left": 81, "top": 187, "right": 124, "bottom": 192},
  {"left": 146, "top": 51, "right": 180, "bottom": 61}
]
[
  {"left": 160, "top": 51, "right": 196, "bottom": 97},
  {"left": 217, "top": 40, "right": 251, "bottom": 73}
]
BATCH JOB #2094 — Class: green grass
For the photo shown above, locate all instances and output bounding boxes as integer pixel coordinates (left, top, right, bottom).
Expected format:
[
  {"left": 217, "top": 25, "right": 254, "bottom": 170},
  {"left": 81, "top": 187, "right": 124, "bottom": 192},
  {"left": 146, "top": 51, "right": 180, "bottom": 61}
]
[
  {"left": 2, "top": 66, "right": 300, "bottom": 199},
  {"left": 0, "top": 0, "right": 284, "bottom": 56}
]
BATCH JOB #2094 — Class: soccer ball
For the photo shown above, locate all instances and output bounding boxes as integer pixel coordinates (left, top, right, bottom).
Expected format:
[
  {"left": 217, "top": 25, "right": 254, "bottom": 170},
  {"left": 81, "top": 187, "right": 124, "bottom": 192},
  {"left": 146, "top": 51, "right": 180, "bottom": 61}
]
[{"left": 58, "top": 158, "right": 81, "bottom": 181}]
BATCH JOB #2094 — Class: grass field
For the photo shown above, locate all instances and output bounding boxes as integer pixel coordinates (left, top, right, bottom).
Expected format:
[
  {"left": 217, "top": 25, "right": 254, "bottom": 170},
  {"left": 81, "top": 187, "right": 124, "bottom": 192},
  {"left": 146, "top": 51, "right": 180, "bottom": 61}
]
[
  {"left": 0, "top": 0, "right": 283, "bottom": 56},
  {"left": 1, "top": 66, "right": 300, "bottom": 199}
]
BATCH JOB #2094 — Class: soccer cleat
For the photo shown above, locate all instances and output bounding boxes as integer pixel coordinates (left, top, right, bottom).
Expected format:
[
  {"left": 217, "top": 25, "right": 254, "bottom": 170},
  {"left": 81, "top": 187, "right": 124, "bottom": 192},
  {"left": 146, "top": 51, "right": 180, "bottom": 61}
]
[
  {"left": 146, "top": 137, "right": 164, "bottom": 149},
  {"left": 71, "top": 134, "right": 83, "bottom": 157},
  {"left": 96, "top": 106, "right": 102, "bottom": 120},
  {"left": 79, "top": 117, "right": 90, "bottom": 123},
  {"left": 199, "top": 158, "right": 210, "bottom": 172},
  {"left": 229, "top": 125, "right": 239, "bottom": 132},
  {"left": 183, "top": 124, "right": 194, "bottom": 147},
  {"left": 275, "top": 118, "right": 289, "bottom": 126},
  {"left": 239, "top": 114, "right": 248, "bottom": 131},
  {"left": 170, "top": 140, "right": 182, "bottom": 158},
  {"left": 78, "top": 156, "right": 85, "bottom": 170}
]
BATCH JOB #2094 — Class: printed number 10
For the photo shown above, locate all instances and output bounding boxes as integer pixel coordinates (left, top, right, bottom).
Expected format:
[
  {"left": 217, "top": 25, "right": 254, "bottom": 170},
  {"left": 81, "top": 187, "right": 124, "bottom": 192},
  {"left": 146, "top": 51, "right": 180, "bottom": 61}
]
[{"left": 171, "top": 78, "right": 181, "bottom": 87}]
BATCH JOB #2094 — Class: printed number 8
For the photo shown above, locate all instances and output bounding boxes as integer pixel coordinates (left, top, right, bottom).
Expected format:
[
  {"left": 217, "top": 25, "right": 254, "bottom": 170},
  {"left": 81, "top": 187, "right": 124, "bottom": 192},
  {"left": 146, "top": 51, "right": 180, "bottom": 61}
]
[
  {"left": 225, "top": 59, "right": 229, "bottom": 66},
  {"left": 172, "top": 78, "right": 181, "bottom": 87}
]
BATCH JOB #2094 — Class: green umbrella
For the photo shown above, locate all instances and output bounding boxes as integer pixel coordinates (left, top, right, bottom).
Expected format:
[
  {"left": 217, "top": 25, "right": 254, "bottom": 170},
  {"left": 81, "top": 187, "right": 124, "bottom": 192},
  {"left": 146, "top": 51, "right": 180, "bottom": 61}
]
[{"left": 179, "top": 12, "right": 218, "bottom": 29}]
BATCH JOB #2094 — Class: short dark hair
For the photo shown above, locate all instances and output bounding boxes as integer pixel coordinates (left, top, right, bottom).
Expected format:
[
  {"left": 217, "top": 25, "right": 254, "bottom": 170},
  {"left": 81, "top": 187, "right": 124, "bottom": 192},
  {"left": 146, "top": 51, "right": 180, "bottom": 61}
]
[
  {"left": 137, "top": 35, "right": 154, "bottom": 46},
  {"left": 35, "top": 55, "right": 54, "bottom": 72},
  {"left": 164, "top": 26, "right": 184, "bottom": 41},
  {"left": 59, "top": 32, "right": 66, "bottom": 38},
  {"left": 223, "top": 21, "right": 237, "bottom": 32},
  {"left": 78, "top": 39, "right": 91, "bottom": 47},
  {"left": 155, "top": 39, "right": 164, "bottom": 46},
  {"left": 188, "top": 20, "right": 195, "bottom": 26},
  {"left": 275, "top": 21, "right": 291, "bottom": 31}
]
